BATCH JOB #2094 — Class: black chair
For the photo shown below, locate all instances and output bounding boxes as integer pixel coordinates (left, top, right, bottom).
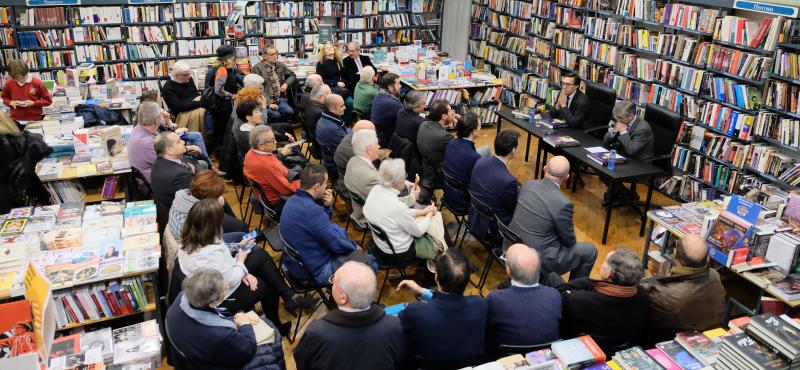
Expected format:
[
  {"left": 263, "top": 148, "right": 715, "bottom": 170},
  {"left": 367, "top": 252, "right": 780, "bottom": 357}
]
[
  {"left": 247, "top": 180, "right": 284, "bottom": 252},
  {"left": 278, "top": 232, "right": 335, "bottom": 342},
  {"left": 441, "top": 170, "right": 470, "bottom": 247},
  {"left": 129, "top": 167, "right": 153, "bottom": 201},
  {"left": 345, "top": 190, "right": 370, "bottom": 246},
  {"left": 367, "top": 222, "right": 420, "bottom": 303},
  {"left": 493, "top": 219, "right": 523, "bottom": 269},
  {"left": 496, "top": 340, "right": 561, "bottom": 356},
  {"left": 583, "top": 82, "right": 617, "bottom": 138},
  {"left": 467, "top": 190, "right": 502, "bottom": 296}
]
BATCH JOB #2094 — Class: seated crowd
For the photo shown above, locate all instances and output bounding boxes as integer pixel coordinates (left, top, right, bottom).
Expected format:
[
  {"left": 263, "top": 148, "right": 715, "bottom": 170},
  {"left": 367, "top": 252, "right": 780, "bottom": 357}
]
[{"left": 119, "top": 44, "right": 725, "bottom": 370}]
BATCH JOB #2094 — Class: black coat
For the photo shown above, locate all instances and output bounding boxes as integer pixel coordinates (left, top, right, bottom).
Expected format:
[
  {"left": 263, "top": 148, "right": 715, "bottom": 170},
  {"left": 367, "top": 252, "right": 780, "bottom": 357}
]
[
  {"left": 342, "top": 55, "right": 374, "bottom": 92},
  {"left": 151, "top": 157, "right": 194, "bottom": 209},
  {"left": 548, "top": 90, "right": 591, "bottom": 130},
  {"left": 316, "top": 59, "right": 344, "bottom": 88},
  {"left": 162, "top": 78, "right": 201, "bottom": 115},
  {"left": 0, "top": 131, "right": 52, "bottom": 213}
]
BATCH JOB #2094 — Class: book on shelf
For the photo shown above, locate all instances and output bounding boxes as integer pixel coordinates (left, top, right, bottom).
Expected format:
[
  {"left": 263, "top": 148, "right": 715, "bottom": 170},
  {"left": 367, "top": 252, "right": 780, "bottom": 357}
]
[
  {"left": 765, "top": 232, "right": 800, "bottom": 275},
  {"left": 706, "top": 197, "right": 760, "bottom": 266},
  {"left": 52, "top": 276, "right": 151, "bottom": 329},
  {"left": 714, "top": 15, "right": 782, "bottom": 51}
]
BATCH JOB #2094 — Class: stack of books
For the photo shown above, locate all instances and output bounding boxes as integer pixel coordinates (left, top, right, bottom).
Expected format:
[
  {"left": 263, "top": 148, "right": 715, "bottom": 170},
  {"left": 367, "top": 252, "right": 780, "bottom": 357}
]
[
  {"left": 746, "top": 313, "right": 800, "bottom": 366},
  {"left": 717, "top": 332, "right": 790, "bottom": 370}
]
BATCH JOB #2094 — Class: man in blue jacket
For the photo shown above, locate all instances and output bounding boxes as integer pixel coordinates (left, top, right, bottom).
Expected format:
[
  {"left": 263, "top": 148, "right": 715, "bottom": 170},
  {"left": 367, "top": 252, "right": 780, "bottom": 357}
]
[
  {"left": 370, "top": 72, "right": 403, "bottom": 147},
  {"left": 469, "top": 130, "right": 521, "bottom": 241},
  {"left": 442, "top": 113, "right": 489, "bottom": 213},
  {"left": 316, "top": 94, "right": 351, "bottom": 179},
  {"left": 280, "top": 164, "right": 375, "bottom": 284}
]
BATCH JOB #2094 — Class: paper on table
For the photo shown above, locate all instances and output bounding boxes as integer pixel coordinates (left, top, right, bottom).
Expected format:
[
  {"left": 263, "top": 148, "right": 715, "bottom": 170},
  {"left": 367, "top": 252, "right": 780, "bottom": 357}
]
[{"left": 585, "top": 146, "right": 608, "bottom": 154}]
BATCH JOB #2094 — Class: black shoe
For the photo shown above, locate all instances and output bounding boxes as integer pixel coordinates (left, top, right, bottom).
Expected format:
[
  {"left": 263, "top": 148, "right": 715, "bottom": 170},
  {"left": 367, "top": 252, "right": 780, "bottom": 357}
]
[
  {"left": 278, "top": 321, "right": 292, "bottom": 337},
  {"left": 284, "top": 294, "right": 320, "bottom": 316}
]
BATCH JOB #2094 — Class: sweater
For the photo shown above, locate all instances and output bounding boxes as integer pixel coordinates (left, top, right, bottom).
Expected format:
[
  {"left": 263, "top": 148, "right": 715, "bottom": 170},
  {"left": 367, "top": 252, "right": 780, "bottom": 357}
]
[
  {"left": 243, "top": 149, "right": 299, "bottom": 205},
  {"left": 353, "top": 81, "right": 379, "bottom": 114},
  {"left": 168, "top": 189, "right": 199, "bottom": 238},
  {"left": 162, "top": 78, "right": 201, "bottom": 115},
  {"left": 370, "top": 90, "right": 403, "bottom": 147},
  {"left": 487, "top": 285, "right": 561, "bottom": 347},
  {"left": 178, "top": 242, "right": 248, "bottom": 299},
  {"left": 363, "top": 184, "right": 430, "bottom": 254},
  {"left": 316, "top": 59, "right": 344, "bottom": 87},
  {"left": 128, "top": 124, "right": 158, "bottom": 183},
  {"left": 2, "top": 76, "right": 52, "bottom": 121}
]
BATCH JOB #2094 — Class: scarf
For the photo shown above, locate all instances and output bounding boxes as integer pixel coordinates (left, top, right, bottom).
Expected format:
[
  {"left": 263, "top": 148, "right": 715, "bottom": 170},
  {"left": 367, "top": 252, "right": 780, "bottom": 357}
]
[
  {"left": 264, "top": 63, "right": 281, "bottom": 103},
  {"left": 179, "top": 293, "right": 237, "bottom": 330},
  {"left": 593, "top": 281, "right": 638, "bottom": 298}
]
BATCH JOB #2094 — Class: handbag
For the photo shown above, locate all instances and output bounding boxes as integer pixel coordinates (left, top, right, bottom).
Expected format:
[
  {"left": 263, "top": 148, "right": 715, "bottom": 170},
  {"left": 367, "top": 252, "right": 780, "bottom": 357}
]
[
  {"left": 200, "top": 86, "right": 218, "bottom": 111},
  {"left": 414, "top": 233, "right": 439, "bottom": 260}
]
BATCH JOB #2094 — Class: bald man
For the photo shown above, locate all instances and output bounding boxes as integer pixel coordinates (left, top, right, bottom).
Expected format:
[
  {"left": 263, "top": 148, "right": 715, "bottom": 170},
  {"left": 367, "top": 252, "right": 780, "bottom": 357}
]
[
  {"left": 486, "top": 244, "right": 561, "bottom": 349},
  {"left": 294, "top": 262, "right": 408, "bottom": 370},
  {"left": 316, "top": 93, "right": 350, "bottom": 178},
  {"left": 642, "top": 233, "right": 726, "bottom": 344},
  {"left": 335, "top": 120, "right": 376, "bottom": 180},
  {"left": 510, "top": 156, "right": 597, "bottom": 281}
]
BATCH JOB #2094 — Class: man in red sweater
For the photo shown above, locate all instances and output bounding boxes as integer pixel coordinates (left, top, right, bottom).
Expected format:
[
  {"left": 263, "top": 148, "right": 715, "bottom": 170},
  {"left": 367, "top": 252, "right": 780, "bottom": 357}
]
[
  {"left": 1, "top": 60, "right": 52, "bottom": 121},
  {"left": 243, "top": 125, "right": 299, "bottom": 215}
]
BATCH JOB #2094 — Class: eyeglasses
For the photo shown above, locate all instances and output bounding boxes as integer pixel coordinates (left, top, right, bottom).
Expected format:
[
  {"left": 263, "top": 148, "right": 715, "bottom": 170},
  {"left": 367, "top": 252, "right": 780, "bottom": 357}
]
[{"left": 561, "top": 82, "right": 577, "bottom": 86}]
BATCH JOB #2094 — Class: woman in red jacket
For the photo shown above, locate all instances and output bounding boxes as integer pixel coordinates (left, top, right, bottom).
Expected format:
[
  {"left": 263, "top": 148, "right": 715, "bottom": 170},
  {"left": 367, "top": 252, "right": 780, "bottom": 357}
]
[{"left": 1, "top": 60, "right": 52, "bottom": 121}]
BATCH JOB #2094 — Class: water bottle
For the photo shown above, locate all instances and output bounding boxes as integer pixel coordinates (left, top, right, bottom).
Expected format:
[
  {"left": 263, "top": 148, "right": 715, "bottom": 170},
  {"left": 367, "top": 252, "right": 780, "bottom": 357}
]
[
  {"left": 529, "top": 108, "right": 538, "bottom": 128},
  {"left": 608, "top": 150, "right": 616, "bottom": 171}
]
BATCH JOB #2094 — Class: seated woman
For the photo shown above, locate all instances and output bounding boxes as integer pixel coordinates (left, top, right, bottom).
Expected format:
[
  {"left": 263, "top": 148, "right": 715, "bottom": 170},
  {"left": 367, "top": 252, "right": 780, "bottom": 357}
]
[
  {"left": 551, "top": 247, "right": 649, "bottom": 352},
  {"left": 363, "top": 158, "right": 443, "bottom": 268},
  {"left": 236, "top": 78, "right": 294, "bottom": 141},
  {"left": 166, "top": 268, "right": 284, "bottom": 370},
  {"left": 176, "top": 199, "right": 317, "bottom": 335},
  {"left": 315, "top": 43, "right": 350, "bottom": 98}
]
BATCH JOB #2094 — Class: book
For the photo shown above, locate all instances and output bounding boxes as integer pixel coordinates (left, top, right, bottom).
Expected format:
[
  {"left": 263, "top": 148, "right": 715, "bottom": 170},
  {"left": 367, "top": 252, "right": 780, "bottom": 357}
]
[
  {"left": 655, "top": 340, "right": 705, "bottom": 370},
  {"left": 746, "top": 313, "right": 800, "bottom": 361},
  {"left": 111, "top": 320, "right": 161, "bottom": 365},
  {"left": 706, "top": 211, "right": 754, "bottom": 267},
  {"left": 645, "top": 348, "right": 680, "bottom": 370},
  {"left": 551, "top": 335, "right": 606, "bottom": 369},
  {"left": 675, "top": 331, "right": 719, "bottom": 366},
  {"left": 0, "top": 219, "right": 28, "bottom": 236},
  {"left": 720, "top": 332, "right": 788, "bottom": 370},
  {"left": 0, "top": 300, "right": 36, "bottom": 359},
  {"left": 765, "top": 233, "right": 800, "bottom": 274},
  {"left": 50, "top": 334, "right": 80, "bottom": 359},
  {"left": 100, "top": 126, "right": 124, "bottom": 157},
  {"left": 42, "top": 228, "right": 83, "bottom": 250},
  {"left": 543, "top": 134, "right": 580, "bottom": 148},
  {"left": 80, "top": 327, "right": 113, "bottom": 362},
  {"left": 612, "top": 346, "right": 662, "bottom": 369},
  {"left": 587, "top": 151, "right": 628, "bottom": 166},
  {"left": 539, "top": 117, "right": 567, "bottom": 129},
  {"left": 769, "top": 275, "right": 800, "bottom": 302}
]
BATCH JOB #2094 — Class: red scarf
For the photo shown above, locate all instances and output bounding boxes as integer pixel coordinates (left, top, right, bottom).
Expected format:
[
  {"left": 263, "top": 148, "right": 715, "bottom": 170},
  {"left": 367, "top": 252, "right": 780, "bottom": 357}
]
[{"left": 593, "top": 281, "right": 638, "bottom": 298}]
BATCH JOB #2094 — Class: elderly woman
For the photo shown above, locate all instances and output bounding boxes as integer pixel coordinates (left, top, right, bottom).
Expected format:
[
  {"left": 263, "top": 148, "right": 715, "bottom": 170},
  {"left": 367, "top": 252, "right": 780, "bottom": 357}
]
[
  {"left": 552, "top": 247, "right": 649, "bottom": 352},
  {"left": 352, "top": 66, "right": 378, "bottom": 119},
  {"left": 363, "top": 159, "right": 443, "bottom": 266},
  {"left": 166, "top": 268, "right": 285, "bottom": 370}
]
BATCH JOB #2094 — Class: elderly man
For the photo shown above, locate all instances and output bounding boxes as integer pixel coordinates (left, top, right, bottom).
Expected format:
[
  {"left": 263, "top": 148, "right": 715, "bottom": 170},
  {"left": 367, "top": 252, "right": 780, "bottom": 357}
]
[
  {"left": 129, "top": 102, "right": 163, "bottom": 183},
  {"left": 299, "top": 73, "right": 323, "bottom": 113},
  {"left": 342, "top": 41, "right": 375, "bottom": 93},
  {"left": 280, "top": 165, "right": 376, "bottom": 284},
  {"left": 602, "top": 99, "right": 656, "bottom": 206},
  {"left": 243, "top": 125, "right": 298, "bottom": 214},
  {"left": 510, "top": 156, "right": 597, "bottom": 280},
  {"left": 294, "top": 262, "right": 407, "bottom": 370},
  {"left": 335, "top": 120, "right": 375, "bottom": 182},
  {"left": 643, "top": 234, "right": 726, "bottom": 344},
  {"left": 352, "top": 66, "right": 379, "bottom": 119},
  {"left": 304, "top": 83, "right": 331, "bottom": 139},
  {"left": 371, "top": 72, "right": 403, "bottom": 147},
  {"left": 150, "top": 131, "right": 196, "bottom": 209},
  {"left": 398, "top": 249, "right": 487, "bottom": 365},
  {"left": 553, "top": 247, "right": 650, "bottom": 352},
  {"left": 469, "top": 130, "right": 520, "bottom": 240},
  {"left": 487, "top": 244, "right": 560, "bottom": 349},
  {"left": 417, "top": 99, "right": 455, "bottom": 204},
  {"left": 317, "top": 94, "right": 350, "bottom": 178},
  {"left": 162, "top": 61, "right": 205, "bottom": 132},
  {"left": 251, "top": 45, "right": 296, "bottom": 121}
]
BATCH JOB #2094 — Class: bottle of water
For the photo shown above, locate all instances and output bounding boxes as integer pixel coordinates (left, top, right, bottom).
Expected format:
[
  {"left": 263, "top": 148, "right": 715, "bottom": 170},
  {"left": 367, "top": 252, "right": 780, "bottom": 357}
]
[
  {"left": 529, "top": 108, "right": 538, "bottom": 128},
  {"left": 608, "top": 150, "right": 616, "bottom": 171}
]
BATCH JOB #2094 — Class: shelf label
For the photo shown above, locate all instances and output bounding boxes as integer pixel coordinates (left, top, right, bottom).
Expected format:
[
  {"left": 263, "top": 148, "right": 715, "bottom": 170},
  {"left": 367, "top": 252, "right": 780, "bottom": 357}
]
[
  {"left": 733, "top": 0, "right": 798, "bottom": 17},
  {"left": 128, "top": 0, "right": 175, "bottom": 4},
  {"left": 27, "top": 0, "right": 80, "bottom": 5}
]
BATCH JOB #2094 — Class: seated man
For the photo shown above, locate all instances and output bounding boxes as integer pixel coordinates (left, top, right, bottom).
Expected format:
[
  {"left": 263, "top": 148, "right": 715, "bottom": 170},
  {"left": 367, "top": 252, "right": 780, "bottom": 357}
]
[
  {"left": 342, "top": 41, "right": 375, "bottom": 93},
  {"left": 335, "top": 120, "right": 375, "bottom": 184},
  {"left": 642, "top": 234, "right": 726, "bottom": 344},
  {"left": 243, "top": 125, "right": 298, "bottom": 214},
  {"left": 298, "top": 73, "right": 323, "bottom": 110},
  {"left": 510, "top": 156, "right": 597, "bottom": 280},
  {"left": 442, "top": 113, "right": 488, "bottom": 212},
  {"left": 398, "top": 249, "right": 487, "bottom": 365},
  {"left": 161, "top": 61, "right": 204, "bottom": 133},
  {"left": 370, "top": 72, "right": 403, "bottom": 147},
  {"left": 316, "top": 94, "right": 351, "bottom": 178},
  {"left": 416, "top": 99, "right": 456, "bottom": 204},
  {"left": 151, "top": 131, "right": 195, "bottom": 209},
  {"left": 280, "top": 164, "right": 375, "bottom": 284},
  {"left": 392, "top": 91, "right": 427, "bottom": 181},
  {"left": 548, "top": 72, "right": 590, "bottom": 130},
  {"left": 602, "top": 99, "right": 656, "bottom": 206},
  {"left": 303, "top": 83, "right": 331, "bottom": 143},
  {"left": 294, "top": 262, "right": 407, "bottom": 370},
  {"left": 469, "top": 130, "right": 520, "bottom": 240},
  {"left": 487, "top": 244, "right": 560, "bottom": 349},
  {"left": 552, "top": 247, "right": 650, "bottom": 352},
  {"left": 251, "top": 45, "right": 296, "bottom": 121},
  {"left": 352, "top": 66, "right": 379, "bottom": 119}
]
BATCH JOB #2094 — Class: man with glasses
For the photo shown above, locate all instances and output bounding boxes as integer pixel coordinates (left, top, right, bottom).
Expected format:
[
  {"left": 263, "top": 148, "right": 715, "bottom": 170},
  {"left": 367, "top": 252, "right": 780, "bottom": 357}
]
[
  {"left": 548, "top": 72, "right": 590, "bottom": 129},
  {"left": 151, "top": 131, "right": 198, "bottom": 209},
  {"left": 162, "top": 61, "right": 206, "bottom": 133},
  {"left": 251, "top": 45, "right": 297, "bottom": 121},
  {"left": 342, "top": 41, "right": 375, "bottom": 93},
  {"left": 243, "top": 125, "right": 298, "bottom": 215},
  {"left": 602, "top": 100, "right": 655, "bottom": 206}
]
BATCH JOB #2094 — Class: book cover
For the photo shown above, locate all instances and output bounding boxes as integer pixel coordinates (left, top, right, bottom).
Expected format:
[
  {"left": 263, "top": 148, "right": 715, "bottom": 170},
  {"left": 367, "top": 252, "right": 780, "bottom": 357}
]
[
  {"left": 748, "top": 313, "right": 800, "bottom": 354},
  {"left": 587, "top": 151, "right": 628, "bottom": 166},
  {"left": 42, "top": 228, "right": 83, "bottom": 250},
  {"left": 0, "top": 300, "right": 36, "bottom": 359},
  {"left": 675, "top": 331, "right": 719, "bottom": 365},
  {"left": 723, "top": 332, "right": 788, "bottom": 369},
  {"left": 50, "top": 334, "right": 80, "bottom": 359},
  {"left": 0, "top": 219, "right": 28, "bottom": 236},
  {"left": 100, "top": 125, "right": 124, "bottom": 157},
  {"left": 706, "top": 211, "right": 754, "bottom": 266},
  {"left": 543, "top": 134, "right": 580, "bottom": 148},
  {"left": 9, "top": 207, "right": 33, "bottom": 219},
  {"left": 769, "top": 275, "right": 800, "bottom": 301},
  {"left": 782, "top": 191, "right": 800, "bottom": 232},
  {"left": 612, "top": 346, "right": 662, "bottom": 370},
  {"left": 645, "top": 348, "right": 680, "bottom": 370},
  {"left": 23, "top": 215, "right": 57, "bottom": 233}
]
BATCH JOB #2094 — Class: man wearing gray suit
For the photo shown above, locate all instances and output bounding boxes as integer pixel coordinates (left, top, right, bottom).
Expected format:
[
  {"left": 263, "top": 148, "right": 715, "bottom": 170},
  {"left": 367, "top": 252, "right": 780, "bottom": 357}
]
[
  {"left": 509, "top": 156, "right": 597, "bottom": 281},
  {"left": 344, "top": 129, "right": 419, "bottom": 227},
  {"left": 602, "top": 99, "right": 655, "bottom": 205}
]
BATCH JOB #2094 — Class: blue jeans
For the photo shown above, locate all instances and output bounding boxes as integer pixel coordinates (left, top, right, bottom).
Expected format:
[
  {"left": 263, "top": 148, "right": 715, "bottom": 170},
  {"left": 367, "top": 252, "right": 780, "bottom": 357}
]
[
  {"left": 266, "top": 98, "right": 294, "bottom": 121},
  {"left": 181, "top": 131, "right": 209, "bottom": 159}
]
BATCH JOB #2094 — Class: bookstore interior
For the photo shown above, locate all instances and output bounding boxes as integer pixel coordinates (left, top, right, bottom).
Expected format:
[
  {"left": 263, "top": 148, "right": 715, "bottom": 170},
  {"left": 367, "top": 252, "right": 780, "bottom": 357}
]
[{"left": 2, "top": 0, "right": 800, "bottom": 369}]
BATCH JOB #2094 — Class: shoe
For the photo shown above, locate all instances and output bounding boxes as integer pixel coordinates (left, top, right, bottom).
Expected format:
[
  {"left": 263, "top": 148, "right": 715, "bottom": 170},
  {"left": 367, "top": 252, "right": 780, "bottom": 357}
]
[
  {"left": 211, "top": 166, "right": 227, "bottom": 177},
  {"left": 284, "top": 294, "right": 320, "bottom": 316},
  {"left": 278, "top": 321, "right": 292, "bottom": 337}
]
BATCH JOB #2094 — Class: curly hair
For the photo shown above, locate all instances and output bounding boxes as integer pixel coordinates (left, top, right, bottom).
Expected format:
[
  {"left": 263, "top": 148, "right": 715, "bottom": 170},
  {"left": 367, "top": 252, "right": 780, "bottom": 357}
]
[{"left": 235, "top": 86, "right": 262, "bottom": 105}]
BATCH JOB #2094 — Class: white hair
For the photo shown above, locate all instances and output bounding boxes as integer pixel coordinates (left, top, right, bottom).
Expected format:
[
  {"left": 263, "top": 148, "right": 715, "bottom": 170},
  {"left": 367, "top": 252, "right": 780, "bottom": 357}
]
[
  {"left": 171, "top": 61, "right": 191, "bottom": 78},
  {"left": 377, "top": 158, "right": 406, "bottom": 188},
  {"left": 352, "top": 129, "right": 378, "bottom": 157},
  {"left": 311, "top": 84, "right": 331, "bottom": 101},
  {"left": 359, "top": 66, "right": 375, "bottom": 84},
  {"left": 347, "top": 41, "right": 360, "bottom": 49},
  {"left": 243, "top": 73, "right": 264, "bottom": 88},
  {"left": 337, "top": 262, "right": 376, "bottom": 309}
]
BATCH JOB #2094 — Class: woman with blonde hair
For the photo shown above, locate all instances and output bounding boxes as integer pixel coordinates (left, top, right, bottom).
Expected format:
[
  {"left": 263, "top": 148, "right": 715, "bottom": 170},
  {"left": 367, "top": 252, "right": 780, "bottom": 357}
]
[
  {"left": 315, "top": 43, "right": 349, "bottom": 98},
  {"left": 0, "top": 110, "right": 51, "bottom": 213}
]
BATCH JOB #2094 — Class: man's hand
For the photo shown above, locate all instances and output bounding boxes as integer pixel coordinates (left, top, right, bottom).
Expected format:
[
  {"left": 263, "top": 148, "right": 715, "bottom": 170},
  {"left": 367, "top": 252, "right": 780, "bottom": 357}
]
[
  {"left": 396, "top": 280, "right": 425, "bottom": 296},
  {"left": 285, "top": 133, "right": 296, "bottom": 143},
  {"left": 410, "top": 183, "right": 420, "bottom": 201},
  {"left": 557, "top": 93, "right": 568, "bottom": 108},
  {"left": 279, "top": 83, "right": 288, "bottom": 93},
  {"left": 186, "top": 145, "right": 201, "bottom": 153},
  {"left": 269, "top": 103, "right": 279, "bottom": 110},
  {"left": 613, "top": 122, "right": 628, "bottom": 133},
  {"left": 279, "top": 146, "right": 293, "bottom": 156},
  {"left": 322, "top": 189, "right": 334, "bottom": 206},
  {"left": 233, "top": 312, "right": 249, "bottom": 327},
  {"left": 242, "top": 273, "right": 258, "bottom": 291},
  {"left": 337, "top": 81, "right": 346, "bottom": 88}
]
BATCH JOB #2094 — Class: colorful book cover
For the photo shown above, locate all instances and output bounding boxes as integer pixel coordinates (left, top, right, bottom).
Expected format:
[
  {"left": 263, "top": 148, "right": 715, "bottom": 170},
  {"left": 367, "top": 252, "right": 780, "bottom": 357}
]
[
  {"left": 543, "top": 134, "right": 580, "bottom": 148},
  {"left": 783, "top": 191, "right": 800, "bottom": 231},
  {"left": 706, "top": 211, "right": 754, "bottom": 266},
  {"left": 675, "top": 331, "right": 719, "bottom": 366},
  {"left": 49, "top": 334, "right": 80, "bottom": 359},
  {"left": 723, "top": 333, "right": 788, "bottom": 369},
  {"left": 613, "top": 346, "right": 662, "bottom": 369},
  {"left": 749, "top": 313, "right": 800, "bottom": 352},
  {"left": 0, "top": 300, "right": 36, "bottom": 359},
  {"left": 645, "top": 348, "right": 681, "bottom": 370},
  {"left": 0, "top": 218, "right": 28, "bottom": 235},
  {"left": 525, "top": 348, "right": 557, "bottom": 364},
  {"left": 9, "top": 207, "right": 33, "bottom": 219}
]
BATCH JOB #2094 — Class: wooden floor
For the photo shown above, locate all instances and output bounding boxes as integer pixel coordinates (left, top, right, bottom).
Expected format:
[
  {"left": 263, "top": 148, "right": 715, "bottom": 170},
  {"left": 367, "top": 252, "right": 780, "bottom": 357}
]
[{"left": 160, "top": 122, "right": 678, "bottom": 370}]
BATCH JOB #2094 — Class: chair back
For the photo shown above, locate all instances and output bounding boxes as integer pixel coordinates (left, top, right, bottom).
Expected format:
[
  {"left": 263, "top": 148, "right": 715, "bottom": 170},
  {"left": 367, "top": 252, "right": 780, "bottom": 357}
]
[
  {"left": 367, "top": 222, "right": 399, "bottom": 255},
  {"left": 130, "top": 167, "right": 153, "bottom": 201},
  {"left": 442, "top": 170, "right": 470, "bottom": 215},
  {"left": 644, "top": 103, "right": 681, "bottom": 172},
  {"left": 497, "top": 219, "right": 522, "bottom": 246},
  {"left": 583, "top": 82, "right": 616, "bottom": 133},
  {"left": 279, "top": 230, "right": 320, "bottom": 282},
  {"left": 349, "top": 190, "right": 366, "bottom": 207},
  {"left": 469, "top": 190, "right": 500, "bottom": 245},
  {"left": 247, "top": 178, "right": 279, "bottom": 224},
  {"left": 497, "top": 340, "right": 561, "bottom": 356}
]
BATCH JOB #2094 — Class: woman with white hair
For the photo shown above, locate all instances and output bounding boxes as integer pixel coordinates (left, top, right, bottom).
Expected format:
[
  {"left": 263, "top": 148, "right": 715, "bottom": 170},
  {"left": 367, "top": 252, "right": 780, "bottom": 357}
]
[
  {"left": 363, "top": 158, "right": 440, "bottom": 265},
  {"left": 352, "top": 66, "right": 378, "bottom": 119}
]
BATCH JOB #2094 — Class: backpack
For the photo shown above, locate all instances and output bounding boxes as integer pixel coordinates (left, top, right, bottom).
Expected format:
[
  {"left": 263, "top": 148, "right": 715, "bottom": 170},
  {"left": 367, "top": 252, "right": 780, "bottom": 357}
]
[
  {"left": 200, "top": 85, "right": 218, "bottom": 111},
  {"left": 74, "top": 104, "right": 127, "bottom": 127}
]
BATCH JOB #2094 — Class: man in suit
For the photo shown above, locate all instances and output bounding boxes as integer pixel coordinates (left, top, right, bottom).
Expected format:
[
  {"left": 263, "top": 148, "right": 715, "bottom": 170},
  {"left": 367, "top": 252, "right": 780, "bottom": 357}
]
[
  {"left": 316, "top": 94, "right": 351, "bottom": 179},
  {"left": 151, "top": 131, "right": 196, "bottom": 209},
  {"left": 294, "top": 261, "right": 407, "bottom": 370},
  {"left": 398, "top": 249, "right": 488, "bottom": 365},
  {"left": 510, "top": 156, "right": 597, "bottom": 281},
  {"left": 371, "top": 73, "right": 403, "bottom": 147},
  {"left": 602, "top": 100, "right": 655, "bottom": 205},
  {"left": 344, "top": 129, "right": 418, "bottom": 227},
  {"left": 549, "top": 72, "right": 591, "bottom": 130},
  {"left": 442, "top": 113, "right": 489, "bottom": 213},
  {"left": 303, "top": 83, "right": 332, "bottom": 146},
  {"left": 342, "top": 42, "right": 375, "bottom": 94},
  {"left": 392, "top": 91, "right": 427, "bottom": 180},
  {"left": 487, "top": 244, "right": 561, "bottom": 349},
  {"left": 334, "top": 120, "right": 375, "bottom": 185},
  {"left": 416, "top": 100, "right": 456, "bottom": 204},
  {"left": 469, "top": 130, "right": 521, "bottom": 241}
]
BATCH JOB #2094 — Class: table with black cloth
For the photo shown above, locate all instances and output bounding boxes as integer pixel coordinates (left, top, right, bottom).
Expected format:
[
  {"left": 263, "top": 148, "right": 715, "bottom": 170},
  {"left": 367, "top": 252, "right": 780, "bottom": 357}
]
[{"left": 494, "top": 107, "right": 663, "bottom": 244}]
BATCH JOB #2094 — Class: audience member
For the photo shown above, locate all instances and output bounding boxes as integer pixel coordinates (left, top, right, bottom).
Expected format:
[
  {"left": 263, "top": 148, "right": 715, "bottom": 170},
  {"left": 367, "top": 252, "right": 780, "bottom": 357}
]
[
  {"left": 129, "top": 102, "right": 162, "bottom": 183},
  {"left": 548, "top": 72, "right": 590, "bottom": 130},
  {"left": 642, "top": 234, "right": 726, "bottom": 344},
  {"left": 510, "top": 156, "right": 597, "bottom": 280},
  {"left": 168, "top": 170, "right": 248, "bottom": 243},
  {"left": 0, "top": 110, "right": 50, "bottom": 214},
  {"left": 392, "top": 90, "right": 426, "bottom": 179},
  {"left": 315, "top": 42, "right": 349, "bottom": 97},
  {"left": 335, "top": 120, "right": 375, "bottom": 185},
  {"left": 370, "top": 72, "right": 403, "bottom": 147},
  {"left": 342, "top": 41, "right": 375, "bottom": 93},
  {"left": 1, "top": 59, "right": 52, "bottom": 121},
  {"left": 251, "top": 45, "right": 296, "bottom": 121},
  {"left": 205, "top": 45, "right": 243, "bottom": 154},
  {"left": 352, "top": 66, "right": 379, "bottom": 118},
  {"left": 243, "top": 125, "right": 298, "bottom": 214},
  {"left": 553, "top": 247, "right": 649, "bottom": 352},
  {"left": 317, "top": 94, "right": 350, "bottom": 178},
  {"left": 487, "top": 244, "right": 560, "bottom": 349},
  {"left": 151, "top": 131, "right": 196, "bottom": 209},
  {"left": 298, "top": 74, "right": 323, "bottom": 114},
  {"left": 161, "top": 61, "right": 204, "bottom": 132},
  {"left": 442, "top": 113, "right": 488, "bottom": 211},
  {"left": 398, "top": 249, "right": 487, "bottom": 365},
  {"left": 417, "top": 99, "right": 455, "bottom": 204},
  {"left": 304, "top": 84, "right": 332, "bottom": 141},
  {"left": 234, "top": 101, "right": 266, "bottom": 157},
  {"left": 294, "top": 262, "right": 407, "bottom": 370},
  {"left": 602, "top": 100, "right": 655, "bottom": 206},
  {"left": 364, "top": 159, "right": 437, "bottom": 265},
  {"left": 280, "top": 165, "right": 376, "bottom": 284},
  {"left": 469, "top": 130, "right": 520, "bottom": 240}
]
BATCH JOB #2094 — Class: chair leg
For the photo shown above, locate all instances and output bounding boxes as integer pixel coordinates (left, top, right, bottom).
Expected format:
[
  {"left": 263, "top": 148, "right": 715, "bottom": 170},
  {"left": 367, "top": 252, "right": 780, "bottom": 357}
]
[
  {"left": 376, "top": 270, "right": 390, "bottom": 304},
  {"left": 451, "top": 217, "right": 465, "bottom": 246},
  {"left": 360, "top": 230, "right": 367, "bottom": 246},
  {"left": 344, "top": 216, "right": 351, "bottom": 232},
  {"left": 288, "top": 310, "right": 303, "bottom": 343}
]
